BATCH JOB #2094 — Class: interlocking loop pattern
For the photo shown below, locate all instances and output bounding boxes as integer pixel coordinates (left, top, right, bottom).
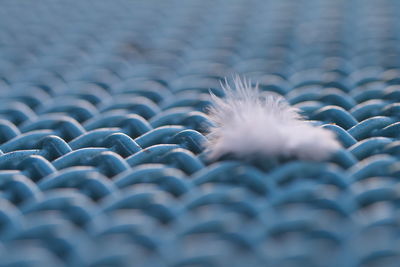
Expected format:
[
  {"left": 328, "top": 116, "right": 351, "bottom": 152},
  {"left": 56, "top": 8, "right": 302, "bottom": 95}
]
[{"left": 0, "top": 0, "right": 400, "bottom": 266}]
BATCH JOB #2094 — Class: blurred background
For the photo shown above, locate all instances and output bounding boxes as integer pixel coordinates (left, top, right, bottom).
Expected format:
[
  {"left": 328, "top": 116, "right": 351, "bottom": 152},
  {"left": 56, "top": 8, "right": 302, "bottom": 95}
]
[{"left": 0, "top": 0, "right": 400, "bottom": 266}]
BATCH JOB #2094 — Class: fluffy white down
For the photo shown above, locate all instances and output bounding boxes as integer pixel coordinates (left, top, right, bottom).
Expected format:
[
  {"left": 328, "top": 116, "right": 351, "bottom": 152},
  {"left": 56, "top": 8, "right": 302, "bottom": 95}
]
[{"left": 206, "top": 76, "right": 342, "bottom": 160}]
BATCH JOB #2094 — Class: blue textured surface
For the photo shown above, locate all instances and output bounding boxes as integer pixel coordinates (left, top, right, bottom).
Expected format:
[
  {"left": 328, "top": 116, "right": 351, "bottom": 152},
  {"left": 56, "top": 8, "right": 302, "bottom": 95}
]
[{"left": 0, "top": 0, "right": 400, "bottom": 266}]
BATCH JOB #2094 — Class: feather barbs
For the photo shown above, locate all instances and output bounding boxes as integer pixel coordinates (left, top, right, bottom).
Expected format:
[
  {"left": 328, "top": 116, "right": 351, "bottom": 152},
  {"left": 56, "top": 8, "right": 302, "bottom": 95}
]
[{"left": 205, "top": 76, "right": 342, "bottom": 161}]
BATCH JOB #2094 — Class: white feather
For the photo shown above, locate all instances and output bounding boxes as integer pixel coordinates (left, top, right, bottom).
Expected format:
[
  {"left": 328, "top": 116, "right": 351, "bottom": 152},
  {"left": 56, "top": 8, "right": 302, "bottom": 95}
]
[{"left": 205, "top": 76, "right": 342, "bottom": 161}]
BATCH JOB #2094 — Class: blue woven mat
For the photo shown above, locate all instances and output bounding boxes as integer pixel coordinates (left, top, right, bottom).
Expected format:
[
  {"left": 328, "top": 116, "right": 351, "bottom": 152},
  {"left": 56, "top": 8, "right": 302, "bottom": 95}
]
[{"left": 0, "top": 0, "right": 400, "bottom": 266}]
